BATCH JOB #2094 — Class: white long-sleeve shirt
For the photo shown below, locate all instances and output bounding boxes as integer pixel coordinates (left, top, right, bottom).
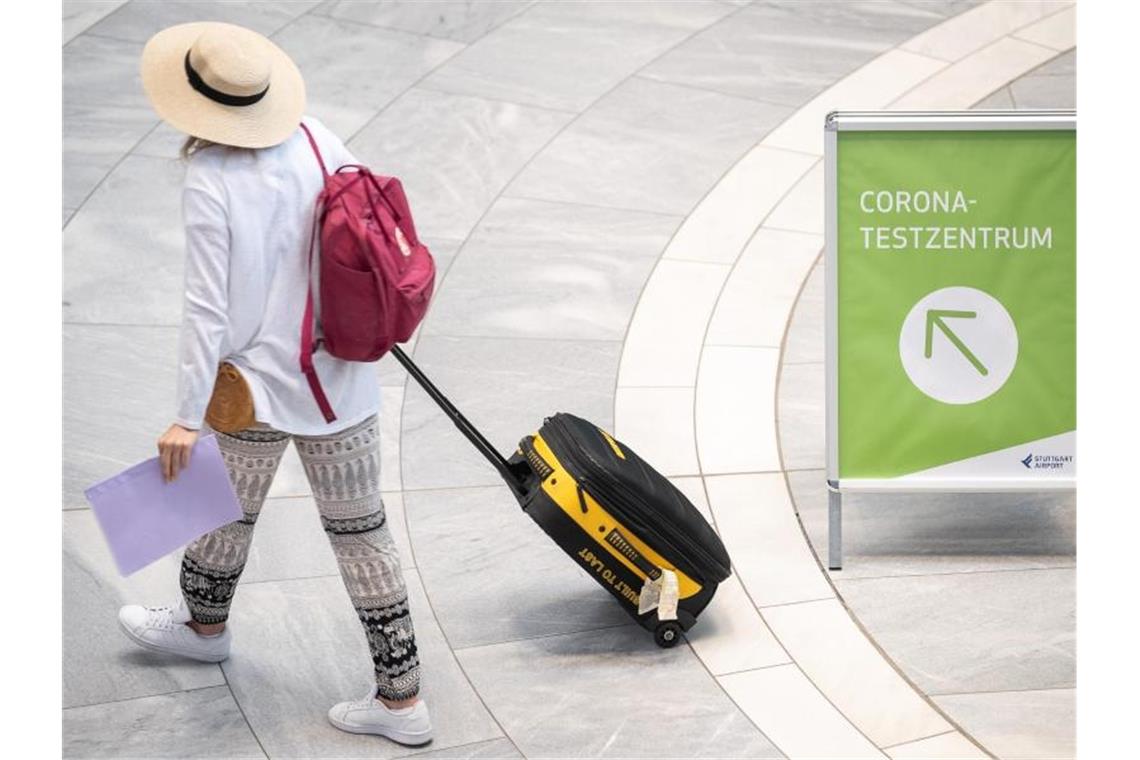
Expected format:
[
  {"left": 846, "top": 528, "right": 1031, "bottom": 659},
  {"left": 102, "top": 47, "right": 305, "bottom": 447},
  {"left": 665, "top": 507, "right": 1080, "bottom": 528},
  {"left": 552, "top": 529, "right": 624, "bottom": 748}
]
[{"left": 174, "top": 116, "right": 381, "bottom": 435}]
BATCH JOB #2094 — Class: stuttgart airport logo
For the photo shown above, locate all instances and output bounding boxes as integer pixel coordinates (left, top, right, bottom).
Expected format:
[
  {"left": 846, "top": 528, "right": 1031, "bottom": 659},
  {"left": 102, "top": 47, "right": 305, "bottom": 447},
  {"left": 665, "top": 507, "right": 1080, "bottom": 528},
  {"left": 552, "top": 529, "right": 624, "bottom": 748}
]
[{"left": 1020, "top": 452, "right": 1073, "bottom": 471}]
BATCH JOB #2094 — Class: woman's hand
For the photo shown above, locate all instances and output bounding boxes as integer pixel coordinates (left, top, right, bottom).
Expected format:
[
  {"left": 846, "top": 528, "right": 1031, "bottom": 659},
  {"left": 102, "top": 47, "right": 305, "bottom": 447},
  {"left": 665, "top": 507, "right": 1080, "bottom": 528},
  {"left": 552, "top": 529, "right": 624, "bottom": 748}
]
[{"left": 158, "top": 423, "right": 200, "bottom": 482}]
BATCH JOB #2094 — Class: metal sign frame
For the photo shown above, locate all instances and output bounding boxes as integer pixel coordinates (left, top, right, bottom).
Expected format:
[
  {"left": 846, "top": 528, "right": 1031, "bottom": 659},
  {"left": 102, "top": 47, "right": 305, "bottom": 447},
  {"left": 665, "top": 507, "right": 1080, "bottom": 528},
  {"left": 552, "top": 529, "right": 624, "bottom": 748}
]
[{"left": 824, "top": 110, "right": 1076, "bottom": 568}]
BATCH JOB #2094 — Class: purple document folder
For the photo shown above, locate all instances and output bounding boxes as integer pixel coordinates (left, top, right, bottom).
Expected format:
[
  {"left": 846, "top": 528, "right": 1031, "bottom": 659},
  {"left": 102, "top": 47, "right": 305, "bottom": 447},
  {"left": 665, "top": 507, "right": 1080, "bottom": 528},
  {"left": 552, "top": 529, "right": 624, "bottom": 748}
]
[{"left": 84, "top": 434, "right": 242, "bottom": 576}]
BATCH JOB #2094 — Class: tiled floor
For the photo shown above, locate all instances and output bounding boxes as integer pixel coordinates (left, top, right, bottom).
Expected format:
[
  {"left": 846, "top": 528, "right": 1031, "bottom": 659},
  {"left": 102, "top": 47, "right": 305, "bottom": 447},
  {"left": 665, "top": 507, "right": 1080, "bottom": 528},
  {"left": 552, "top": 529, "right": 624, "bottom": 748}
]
[{"left": 63, "top": 1, "right": 1076, "bottom": 758}]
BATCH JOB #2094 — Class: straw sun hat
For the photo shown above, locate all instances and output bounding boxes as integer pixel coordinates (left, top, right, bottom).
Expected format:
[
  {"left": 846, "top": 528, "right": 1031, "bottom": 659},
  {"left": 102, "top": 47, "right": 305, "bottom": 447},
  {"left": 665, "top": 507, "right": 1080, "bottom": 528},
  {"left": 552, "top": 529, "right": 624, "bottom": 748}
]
[{"left": 140, "top": 22, "right": 305, "bottom": 149}]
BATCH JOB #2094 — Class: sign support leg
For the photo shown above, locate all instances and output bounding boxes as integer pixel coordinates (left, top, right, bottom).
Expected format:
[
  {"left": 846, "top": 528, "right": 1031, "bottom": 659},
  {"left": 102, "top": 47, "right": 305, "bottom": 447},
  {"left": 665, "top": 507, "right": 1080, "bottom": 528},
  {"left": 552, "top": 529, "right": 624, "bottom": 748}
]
[{"left": 828, "top": 489, "right": 843, "bottom": 570}]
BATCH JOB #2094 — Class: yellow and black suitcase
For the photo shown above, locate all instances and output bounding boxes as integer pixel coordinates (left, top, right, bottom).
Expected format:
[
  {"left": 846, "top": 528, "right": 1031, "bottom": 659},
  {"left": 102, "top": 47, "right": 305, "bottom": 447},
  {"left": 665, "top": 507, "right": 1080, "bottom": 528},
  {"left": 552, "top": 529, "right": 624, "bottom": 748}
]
[{"left": 393, "top": 347, "right": 732, "bottom": 647}]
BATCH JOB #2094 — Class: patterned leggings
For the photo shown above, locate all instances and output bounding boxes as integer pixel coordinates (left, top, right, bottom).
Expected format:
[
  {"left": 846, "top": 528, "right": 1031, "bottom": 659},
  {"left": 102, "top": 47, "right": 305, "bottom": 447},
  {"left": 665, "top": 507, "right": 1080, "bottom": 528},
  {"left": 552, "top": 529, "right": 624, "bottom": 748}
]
[{"left": 179, "top": 414, "right": 420, "bottom": 701}]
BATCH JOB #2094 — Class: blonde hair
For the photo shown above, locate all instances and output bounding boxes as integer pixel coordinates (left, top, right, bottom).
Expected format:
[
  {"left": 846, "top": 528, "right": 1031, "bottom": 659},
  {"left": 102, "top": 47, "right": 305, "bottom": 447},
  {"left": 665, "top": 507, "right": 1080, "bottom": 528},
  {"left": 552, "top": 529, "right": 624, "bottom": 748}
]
[{"left": 180, "top": 135, "right": 218, "bottom": 161}]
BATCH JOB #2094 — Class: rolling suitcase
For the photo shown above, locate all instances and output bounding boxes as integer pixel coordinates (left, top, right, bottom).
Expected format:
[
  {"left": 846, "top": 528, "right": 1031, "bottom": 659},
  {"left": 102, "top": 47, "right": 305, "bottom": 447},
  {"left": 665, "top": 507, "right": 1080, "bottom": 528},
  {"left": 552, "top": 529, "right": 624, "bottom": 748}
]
[{"left": 392, "top": 346, "right": 732, "bottom": 648}]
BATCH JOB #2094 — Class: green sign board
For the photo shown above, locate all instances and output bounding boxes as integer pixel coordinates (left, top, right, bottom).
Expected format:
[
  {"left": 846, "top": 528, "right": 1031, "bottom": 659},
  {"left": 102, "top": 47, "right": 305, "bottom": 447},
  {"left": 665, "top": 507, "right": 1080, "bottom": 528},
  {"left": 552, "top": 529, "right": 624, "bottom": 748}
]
[{"left": 825, "top": 112, "right": 1076, "bottom": 491}]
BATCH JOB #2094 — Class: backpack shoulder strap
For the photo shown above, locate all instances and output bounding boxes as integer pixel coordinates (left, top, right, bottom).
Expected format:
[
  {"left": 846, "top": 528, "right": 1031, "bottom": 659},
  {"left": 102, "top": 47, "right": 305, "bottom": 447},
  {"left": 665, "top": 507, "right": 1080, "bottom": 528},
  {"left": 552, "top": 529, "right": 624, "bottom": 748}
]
[
  {"left": 298, "top": 120, "right": 336, "bottom": 423},
  {"left": 299, "top": 122, "right": 329, "bottom": 179},
  {"left": 299, "top": 208, "right": 337, "bottom": 424}
]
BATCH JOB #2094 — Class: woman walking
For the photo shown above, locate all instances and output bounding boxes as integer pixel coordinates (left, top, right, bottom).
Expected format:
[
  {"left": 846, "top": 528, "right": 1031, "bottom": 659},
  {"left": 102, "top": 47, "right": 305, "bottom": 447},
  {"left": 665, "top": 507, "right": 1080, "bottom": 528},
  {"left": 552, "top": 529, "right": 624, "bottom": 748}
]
[{"left": 115, "top": 21, "right": 431, "bottom": 746}]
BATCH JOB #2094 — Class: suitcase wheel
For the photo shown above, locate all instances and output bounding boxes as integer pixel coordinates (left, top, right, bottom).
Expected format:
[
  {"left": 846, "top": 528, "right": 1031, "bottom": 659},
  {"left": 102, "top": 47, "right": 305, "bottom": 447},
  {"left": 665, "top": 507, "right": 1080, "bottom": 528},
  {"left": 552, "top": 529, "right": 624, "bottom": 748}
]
[{"left": 654, "top": 621, "right": 684, "bottom": 648}]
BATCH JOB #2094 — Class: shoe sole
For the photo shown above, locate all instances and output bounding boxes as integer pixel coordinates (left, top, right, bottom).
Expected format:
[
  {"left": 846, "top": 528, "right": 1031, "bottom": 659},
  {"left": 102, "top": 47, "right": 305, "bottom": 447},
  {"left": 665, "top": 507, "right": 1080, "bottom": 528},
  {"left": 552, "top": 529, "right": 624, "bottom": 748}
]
[
  {"left": 118, "top": 618, "right": 230, "bottom": 663},
  {"left": 327, "top": 714, "right": 433, "bottom": 747}
]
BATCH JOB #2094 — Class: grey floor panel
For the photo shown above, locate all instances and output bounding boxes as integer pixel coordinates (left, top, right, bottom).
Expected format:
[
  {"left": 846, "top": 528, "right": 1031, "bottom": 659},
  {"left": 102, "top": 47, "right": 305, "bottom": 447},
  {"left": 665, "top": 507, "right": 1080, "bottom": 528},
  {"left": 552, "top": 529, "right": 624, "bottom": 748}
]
[
  {"left": 64, "top": 34, "right": 150, "bottom": 111},
  {"left": 456, "top": 625, "right": 785, "bottom": 758},
  {"left": 63, "top": 686, "right": 264, "bottom": 759},
  {"left": 400, "top": 737, "right": 523, "bottom": 759},
  {"left": 316, "top": 0, "right": 532, "bottom": 44},
  {"left": 84, "top": 0, "right": 321, "bottom": 42},
  {"left": 131, "top": 120, "right": 186, "bottom": 159},
  {"left": 510, "top": 76, "right": 792, "bottom": 216},
  {"left": 1010, "top": 72, "right": 1076, "bottom": 109},
  {"left": 776, "top": 362, "right": 825, "bottom": 471},
  {"left": 421, "top": 0, "right": 734, "bottom": 112},
  {"left": 273, "top": 15, "right": 463, "bottom": 138},
  {"left": 781, "top": 261, "right": 823, "bottom": 365},
  {"left": 836, "top": 567, "right": 1075, "bottom": 696},
  {"left": 64, "top": 324, "right": 180, "bottom": 508},
  {"left": 425, "top": 197, "right": 678, "bottom": 341},
  {"left": 64, "top": 155, "right": 187, "bottom": 325},
  {"left": 63, "top": 510, "right": 224, "bottom": 709},
  {"left": 63, "top": 34, "right": 158, "bottom": 208},
  {"left": 641, "top": 0, "right": 947, "bottom": 105},
  {"left": 64, "top": 102, "right": 158, "bottom": 210},
  {"left": 220, "top": 572, "right": 502, "bottom": 758},
  {"left": 789, "top": 468, "right": 1077, "bottom": 578},
  {"left": 976, "top": 49, "right": 1074, "bottom": 110},
  {"left": 933, "top": 688, "right": 1075, "bottom": 760},
  {"left": 405, "top": 485, "right": 630, "bottom": 649},
  {"left": 348, "top": 87, "right": 573, "bottom": 241},
  {"left": 63, "top": 0, "right": 128, "bottom": 44},
  {"left": 400, "top": 336, "right": 620, "bottom": 491}
]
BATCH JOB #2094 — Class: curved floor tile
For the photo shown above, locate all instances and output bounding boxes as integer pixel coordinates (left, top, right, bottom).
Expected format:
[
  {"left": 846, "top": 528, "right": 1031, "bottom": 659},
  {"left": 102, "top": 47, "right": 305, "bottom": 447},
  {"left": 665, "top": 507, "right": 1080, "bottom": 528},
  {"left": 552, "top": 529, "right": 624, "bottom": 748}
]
[
  {"left": 456, "top": 625, "right": 784, "bottom": 759},
  {"left": 704, "top": 473, "right": 833, "bottom": 608},
  {"left": 663, "top": 147, "right": 817, "bottom": 265},
  {"left": 617, "top": 259, "right": 730, "bottom": 388},
  {"left": 885, "top": 731, "right": 989, "bottom": 760},
  {"left": 685, "top": 573, "right": 790, "bottom": 677},
  {"left": 761, "top": 599, "right": 951, "bottom": 748},
  {"left": 719, "top": 664, "right": 883, "bottom": 760},
  {"left": 705, "top": 228, "right": 823, "bottom": 349},
  {"left": 900, "top": 1, "right": 1071, "bottom": 62},
  {"left": 696, "top": 347, "right": 782, "bottom": 475}
]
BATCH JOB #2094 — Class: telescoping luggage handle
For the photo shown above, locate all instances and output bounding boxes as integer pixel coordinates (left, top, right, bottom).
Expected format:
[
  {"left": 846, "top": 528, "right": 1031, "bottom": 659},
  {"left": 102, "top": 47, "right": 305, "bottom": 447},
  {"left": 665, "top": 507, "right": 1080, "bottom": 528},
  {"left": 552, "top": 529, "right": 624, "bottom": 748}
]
[{"left": 389, "top": 346, "right": 527, "bottom": 500}]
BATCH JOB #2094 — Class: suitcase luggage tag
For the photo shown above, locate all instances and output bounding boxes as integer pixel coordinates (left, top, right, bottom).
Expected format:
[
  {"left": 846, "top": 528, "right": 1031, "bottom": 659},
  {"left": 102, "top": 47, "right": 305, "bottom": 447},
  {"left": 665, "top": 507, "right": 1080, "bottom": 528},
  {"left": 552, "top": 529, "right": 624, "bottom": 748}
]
[{"left": 638, "top": 568, "right": 679, "bottom": 621}]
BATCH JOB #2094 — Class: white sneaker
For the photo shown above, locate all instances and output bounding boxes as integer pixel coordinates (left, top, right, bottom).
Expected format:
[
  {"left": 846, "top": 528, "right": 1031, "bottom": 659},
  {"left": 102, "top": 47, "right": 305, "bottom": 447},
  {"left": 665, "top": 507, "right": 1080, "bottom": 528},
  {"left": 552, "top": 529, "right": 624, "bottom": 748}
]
[
  {"left": 327, "top": 686, "right": 433, "bottom": 746},
  {"left": 117, "top": 600, "right": 231, "bottom": 663}
]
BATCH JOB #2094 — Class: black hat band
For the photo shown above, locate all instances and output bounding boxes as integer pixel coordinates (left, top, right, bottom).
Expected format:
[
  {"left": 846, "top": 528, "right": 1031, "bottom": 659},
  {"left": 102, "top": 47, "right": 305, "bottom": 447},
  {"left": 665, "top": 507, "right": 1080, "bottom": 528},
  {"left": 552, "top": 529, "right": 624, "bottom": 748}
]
[{"left": 184, "top": 50, "right": 269, "bottom": 107}]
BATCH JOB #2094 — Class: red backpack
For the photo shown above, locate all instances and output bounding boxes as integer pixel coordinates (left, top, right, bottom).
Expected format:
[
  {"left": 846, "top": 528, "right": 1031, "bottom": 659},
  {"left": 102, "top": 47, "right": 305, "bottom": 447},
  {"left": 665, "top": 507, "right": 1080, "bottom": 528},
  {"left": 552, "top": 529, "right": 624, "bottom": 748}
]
[{"left": 299, "top": 122, "right": 436, "bottom": 423}]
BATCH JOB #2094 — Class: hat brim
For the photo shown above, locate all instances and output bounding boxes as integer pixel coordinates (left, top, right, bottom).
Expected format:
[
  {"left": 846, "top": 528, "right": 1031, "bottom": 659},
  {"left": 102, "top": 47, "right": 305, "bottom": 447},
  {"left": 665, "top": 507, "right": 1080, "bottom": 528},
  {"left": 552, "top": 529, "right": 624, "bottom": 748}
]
[{"left": 140, "top": 22, "right": 305, "bottom": 149}]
